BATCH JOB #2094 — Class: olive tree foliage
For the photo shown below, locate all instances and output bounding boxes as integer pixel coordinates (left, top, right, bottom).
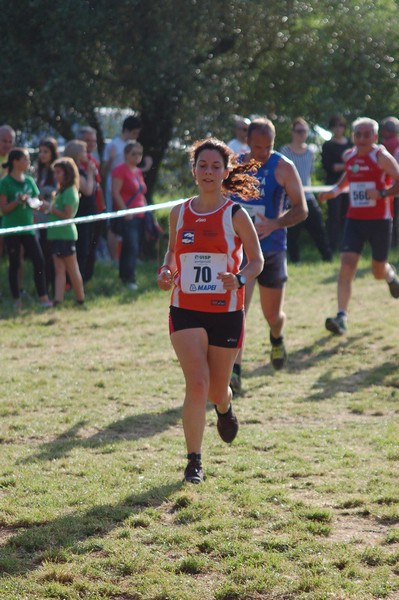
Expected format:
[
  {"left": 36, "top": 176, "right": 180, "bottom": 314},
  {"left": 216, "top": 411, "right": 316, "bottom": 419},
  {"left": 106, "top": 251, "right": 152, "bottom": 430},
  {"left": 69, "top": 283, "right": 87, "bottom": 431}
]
[
  {"left": 0, "top": 2, "right": 113, "bottom": 142},
  {"left": 237, "top": 0, "right": 399, "bottom": 129},
  {"left": 1, "top": 0, "right": 398, "bottom": 193}
]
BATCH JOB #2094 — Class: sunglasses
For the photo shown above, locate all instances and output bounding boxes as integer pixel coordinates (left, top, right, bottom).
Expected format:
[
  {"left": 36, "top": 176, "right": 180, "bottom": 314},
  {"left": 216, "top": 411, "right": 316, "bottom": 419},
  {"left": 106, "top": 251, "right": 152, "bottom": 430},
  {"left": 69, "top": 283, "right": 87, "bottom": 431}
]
[
  {"left": 353, "top": 131, "right": 374, "bottom": 138},
  {"left": 293, "top": 128, "right": 308, "bottom": 134}
]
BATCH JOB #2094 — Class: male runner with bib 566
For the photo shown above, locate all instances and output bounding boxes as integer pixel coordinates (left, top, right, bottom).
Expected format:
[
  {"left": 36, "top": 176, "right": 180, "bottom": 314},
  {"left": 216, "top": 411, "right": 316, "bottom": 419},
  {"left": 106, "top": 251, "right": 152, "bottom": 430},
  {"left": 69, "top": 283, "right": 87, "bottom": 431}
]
[{"left": 320, "top": 117, "right": 399, "bottom": 335}]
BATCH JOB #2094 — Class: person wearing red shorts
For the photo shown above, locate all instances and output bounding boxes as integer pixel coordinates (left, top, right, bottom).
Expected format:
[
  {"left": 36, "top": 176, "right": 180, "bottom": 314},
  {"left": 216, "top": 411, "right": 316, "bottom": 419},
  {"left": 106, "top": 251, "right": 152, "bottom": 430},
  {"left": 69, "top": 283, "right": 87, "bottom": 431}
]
[
  {"left": 157, "top": 138, "right": 263, "bottom": 483},
  {"left": 320, "top": 117, "right": 399, "bottom": 335}
]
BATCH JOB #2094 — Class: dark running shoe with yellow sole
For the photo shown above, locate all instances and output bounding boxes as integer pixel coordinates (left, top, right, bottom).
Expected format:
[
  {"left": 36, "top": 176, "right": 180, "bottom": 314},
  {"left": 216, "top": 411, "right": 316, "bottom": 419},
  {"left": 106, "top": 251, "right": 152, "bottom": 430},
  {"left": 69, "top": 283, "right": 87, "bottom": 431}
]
[
  {"left": 325, "top": 314, "right": 347, "bottom": 335},
  {"left": 230, "top": 371, "right": 242, "bottom": 396},
  {"left": 270, "top": 342, "right": 287, "bottom": 370}
]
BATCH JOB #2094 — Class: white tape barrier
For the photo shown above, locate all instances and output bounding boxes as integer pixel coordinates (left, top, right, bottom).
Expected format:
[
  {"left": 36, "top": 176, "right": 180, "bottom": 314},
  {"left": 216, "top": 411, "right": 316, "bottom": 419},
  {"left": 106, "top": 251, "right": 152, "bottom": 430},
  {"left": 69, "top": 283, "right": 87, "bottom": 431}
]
[
  {"left": 303, "top": 185, "right": 333, "bottom": 193},
  {"left": 0, "top": 185, "right": 334, "bottom": 237},
  {"left": 0, "top": 198, "right": 187, "bottom": 237}
]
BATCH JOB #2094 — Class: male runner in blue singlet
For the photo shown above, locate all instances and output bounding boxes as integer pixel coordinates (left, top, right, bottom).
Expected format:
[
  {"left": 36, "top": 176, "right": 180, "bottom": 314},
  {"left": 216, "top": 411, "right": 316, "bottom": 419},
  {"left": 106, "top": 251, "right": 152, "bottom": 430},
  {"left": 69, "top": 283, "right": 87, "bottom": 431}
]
[{"left": 231, "top": 118, "right": 308, "bottom": 392}]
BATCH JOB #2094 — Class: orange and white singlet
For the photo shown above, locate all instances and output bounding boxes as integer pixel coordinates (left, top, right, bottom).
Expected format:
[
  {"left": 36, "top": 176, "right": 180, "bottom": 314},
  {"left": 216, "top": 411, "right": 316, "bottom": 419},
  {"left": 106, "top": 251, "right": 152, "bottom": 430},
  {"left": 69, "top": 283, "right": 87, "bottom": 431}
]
[
  {"left": 171, "top": 198, "right": 244, "bottom": 312},
  {"left": 345, "top": 145, "right": 393, "bottom": 220}
]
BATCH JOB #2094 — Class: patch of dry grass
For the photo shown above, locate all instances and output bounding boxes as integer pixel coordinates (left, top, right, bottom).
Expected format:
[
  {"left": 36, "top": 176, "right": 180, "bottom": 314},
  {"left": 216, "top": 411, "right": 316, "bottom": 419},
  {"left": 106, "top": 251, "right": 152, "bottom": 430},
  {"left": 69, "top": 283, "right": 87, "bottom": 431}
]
[{"left": 0, "top": 251, "right": 398, "bottom": 599}]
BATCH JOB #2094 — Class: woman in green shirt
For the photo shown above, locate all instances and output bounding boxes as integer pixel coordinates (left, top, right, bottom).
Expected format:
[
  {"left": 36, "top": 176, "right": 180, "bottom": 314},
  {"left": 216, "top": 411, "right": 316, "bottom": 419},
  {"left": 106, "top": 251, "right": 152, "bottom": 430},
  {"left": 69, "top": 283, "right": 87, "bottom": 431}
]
[
  {"left": 0, "top": 148, "right": 52, "bottom": 309},
  {"left": 42, "top": 157, "right": 85, "bottom": 305}
]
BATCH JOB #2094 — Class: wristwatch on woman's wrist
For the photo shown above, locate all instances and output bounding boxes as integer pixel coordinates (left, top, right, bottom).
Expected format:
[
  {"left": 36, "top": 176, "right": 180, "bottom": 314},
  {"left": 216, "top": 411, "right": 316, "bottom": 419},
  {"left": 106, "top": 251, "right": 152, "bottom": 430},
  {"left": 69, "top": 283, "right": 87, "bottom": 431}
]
[
  {"left": 379, "top": 188, "right": 389, "bottom": 198},
  {"left": 235, "top": 273, "right": 246, "bottom": 288}
]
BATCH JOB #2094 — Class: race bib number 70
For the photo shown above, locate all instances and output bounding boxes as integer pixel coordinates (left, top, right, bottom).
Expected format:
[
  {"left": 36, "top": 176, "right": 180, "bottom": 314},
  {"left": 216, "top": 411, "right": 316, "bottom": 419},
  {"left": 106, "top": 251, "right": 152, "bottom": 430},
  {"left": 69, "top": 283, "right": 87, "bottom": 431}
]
[{"left": 180, "top": 253, "right": 227, "bottom": 293}]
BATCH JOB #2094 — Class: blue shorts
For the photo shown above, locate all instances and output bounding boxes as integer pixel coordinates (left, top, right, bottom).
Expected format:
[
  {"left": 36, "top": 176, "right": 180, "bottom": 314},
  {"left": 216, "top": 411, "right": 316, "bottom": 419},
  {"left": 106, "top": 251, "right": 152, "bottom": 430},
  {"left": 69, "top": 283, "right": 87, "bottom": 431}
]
[
  {"left": 169, "top": 306, "right": 244, "bottom": 348},
  {"left": 241, "top": 251, "right": 287, "bottom": 289},
  {"left": 51, "top": 240, "right": 77, "bottom": 257},
  {"left": 258, "top": 251, "right": 288, "bottom": 289},
  {"left": 340, "top": 218, "right": 392, "bottom": 262}
]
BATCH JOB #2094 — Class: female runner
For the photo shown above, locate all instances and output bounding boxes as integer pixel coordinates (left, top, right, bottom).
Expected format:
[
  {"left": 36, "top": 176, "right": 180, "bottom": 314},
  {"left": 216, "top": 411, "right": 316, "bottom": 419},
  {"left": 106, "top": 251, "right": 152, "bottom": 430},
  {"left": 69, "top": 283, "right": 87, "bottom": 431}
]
[{"left": 158, "top": 138, "right": 263, "bottom": 483}]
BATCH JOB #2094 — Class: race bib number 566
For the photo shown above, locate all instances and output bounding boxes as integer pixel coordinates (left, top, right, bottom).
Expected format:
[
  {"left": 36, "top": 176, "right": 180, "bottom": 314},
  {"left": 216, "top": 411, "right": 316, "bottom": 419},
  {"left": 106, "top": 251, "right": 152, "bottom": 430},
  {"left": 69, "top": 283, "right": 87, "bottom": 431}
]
[
  {"left": 180, "top": 253, "right": 227, "bottom": 293},
  {"left": 349, "top": 182, "right": 376, "bottom": 207}
]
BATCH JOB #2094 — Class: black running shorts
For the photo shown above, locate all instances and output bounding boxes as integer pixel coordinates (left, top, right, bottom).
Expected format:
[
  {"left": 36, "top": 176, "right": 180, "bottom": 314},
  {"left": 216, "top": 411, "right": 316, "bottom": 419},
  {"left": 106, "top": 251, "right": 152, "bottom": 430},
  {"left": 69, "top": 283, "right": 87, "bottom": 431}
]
[
  {"left": 340, "top": 218, "right": 392, "bottom": 262},
  {"left": 169, "top": 306, "right": 244, "bottom": 348}
]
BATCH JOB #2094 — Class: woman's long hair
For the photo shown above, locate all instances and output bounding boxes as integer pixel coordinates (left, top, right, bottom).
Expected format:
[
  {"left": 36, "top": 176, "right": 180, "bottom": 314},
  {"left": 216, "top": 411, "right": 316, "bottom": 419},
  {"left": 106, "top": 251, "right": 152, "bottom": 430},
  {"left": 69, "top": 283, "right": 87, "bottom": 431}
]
[
  {"left": 190, "top": 137, "right": 260, "bottom": 201},
  {"left": 37, "top": 137, "right": 59, "bottom": 187},
  {"left": 53, "top": 157, "right": 80, "bottom": 192}
]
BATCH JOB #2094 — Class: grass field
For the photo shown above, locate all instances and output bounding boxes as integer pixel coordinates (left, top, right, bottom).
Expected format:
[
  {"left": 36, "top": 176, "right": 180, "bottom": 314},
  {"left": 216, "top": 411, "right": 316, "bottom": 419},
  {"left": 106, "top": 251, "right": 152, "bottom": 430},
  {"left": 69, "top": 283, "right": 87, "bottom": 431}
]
[{"left": 0, "top": 244, "right": 398, "bottom": 600}]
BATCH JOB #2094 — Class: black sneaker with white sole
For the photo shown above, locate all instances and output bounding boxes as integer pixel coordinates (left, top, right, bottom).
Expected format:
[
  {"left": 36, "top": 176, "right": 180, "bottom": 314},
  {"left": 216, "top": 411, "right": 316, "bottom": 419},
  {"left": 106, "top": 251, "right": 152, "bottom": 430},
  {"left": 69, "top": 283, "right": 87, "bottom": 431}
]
[
  {"left": 184, "top": 453, "right": 204, "bottom": 484},
  {"left": 388, "top": 265, "right": 399, "bottom": 299}
]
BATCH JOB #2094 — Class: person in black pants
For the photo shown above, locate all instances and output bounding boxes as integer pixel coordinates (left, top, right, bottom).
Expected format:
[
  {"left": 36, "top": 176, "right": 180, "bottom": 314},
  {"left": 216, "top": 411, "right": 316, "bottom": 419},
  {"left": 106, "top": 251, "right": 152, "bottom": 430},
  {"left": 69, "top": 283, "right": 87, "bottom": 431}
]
[
  {"left": 280, "top": 118, "right": 332, "bottom": 263},
  {"left": 0, "top": 148, "right": 52, "bottom": 308},
  {"left": 63, "top": 140, "right": 96, "bottom": 282},
  {"left": 321, "top": 115, "right": 352, "bottom": 253}
]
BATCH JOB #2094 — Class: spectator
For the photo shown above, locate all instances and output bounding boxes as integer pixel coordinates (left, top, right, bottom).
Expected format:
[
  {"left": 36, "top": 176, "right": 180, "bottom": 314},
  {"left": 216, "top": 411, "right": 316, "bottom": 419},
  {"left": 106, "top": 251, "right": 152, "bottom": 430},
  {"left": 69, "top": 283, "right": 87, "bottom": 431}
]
[
  {"left": 321, "top": 115, "right": 352, "bottom": 253},
  {"left": 0, "top": 148, "right": 52, "bottom": 309},
  {"left": 41, "top": 157, "right": 85, "bottom": 306},
  {"left": 380, "top": 116, "right": 399, "bottom": 156},
  {"left": 63, "top": 140, "right": 96, "bottom": 282},
  {"left": 78, "top": 126, "right": 105, "bottom": 281},
  {"left": 227, "top": 116, "right": 250, "bottom": 156},
  {"left": 380, "top": 116, "right": 399, "bottom": 247},
  {"left": 0, "top": 124, "right": 15, "bottom": 179},
  {"left": 101, "top": 115, "right": 152, "bottom": 262},
  {"left": 280, "top": 117, "right": 332, "bottom": 263},
  {"left": 0, "top": 124, "right": 16, "bottom": 257},
  {"left": 35, "top": 137, "right": 59, "bottom": 295},
  {"left": 111, "top": 142, "right": 147, "bottom": 290}
]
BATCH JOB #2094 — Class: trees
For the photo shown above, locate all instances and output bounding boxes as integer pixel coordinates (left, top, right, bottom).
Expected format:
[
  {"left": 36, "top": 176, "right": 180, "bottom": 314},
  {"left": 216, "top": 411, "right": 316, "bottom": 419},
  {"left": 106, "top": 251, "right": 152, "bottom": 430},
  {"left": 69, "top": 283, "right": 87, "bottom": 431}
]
[{"left": 1, "top": 0, "right": 398, "bottom": 195}]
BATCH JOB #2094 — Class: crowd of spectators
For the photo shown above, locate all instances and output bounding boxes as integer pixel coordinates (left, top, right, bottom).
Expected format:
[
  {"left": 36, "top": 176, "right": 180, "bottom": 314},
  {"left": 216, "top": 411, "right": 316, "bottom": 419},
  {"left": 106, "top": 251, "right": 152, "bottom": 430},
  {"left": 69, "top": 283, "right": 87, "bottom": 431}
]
[{"left": 0, "top": 116, "right": 158, "bottom": 309}]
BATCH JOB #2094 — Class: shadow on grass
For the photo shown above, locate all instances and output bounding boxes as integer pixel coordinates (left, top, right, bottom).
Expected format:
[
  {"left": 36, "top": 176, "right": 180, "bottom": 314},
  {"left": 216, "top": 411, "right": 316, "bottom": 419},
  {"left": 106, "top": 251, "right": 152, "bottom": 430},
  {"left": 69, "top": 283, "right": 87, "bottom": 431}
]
[
  {"left": 319, "top": 265, "right": 370, "bottom": 285},
  {"left": 245, "top": 333, "right": 364, "bottom": 383},
  {"left": 0, "top": 481, "right": 182, "bottom": 576},
  {"left": 305, "top": 360, "right": 399, "bottom": 402},
  {"left": 21, "top": 407, "right": 182, "bottom": 463}
]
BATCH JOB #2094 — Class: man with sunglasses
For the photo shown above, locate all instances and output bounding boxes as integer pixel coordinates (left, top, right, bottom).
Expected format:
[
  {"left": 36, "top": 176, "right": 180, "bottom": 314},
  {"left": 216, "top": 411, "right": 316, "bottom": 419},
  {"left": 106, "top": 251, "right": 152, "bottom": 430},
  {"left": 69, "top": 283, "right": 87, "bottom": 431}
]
[{"left": 320, "top": 117, "right": 399, "bottom": 335}]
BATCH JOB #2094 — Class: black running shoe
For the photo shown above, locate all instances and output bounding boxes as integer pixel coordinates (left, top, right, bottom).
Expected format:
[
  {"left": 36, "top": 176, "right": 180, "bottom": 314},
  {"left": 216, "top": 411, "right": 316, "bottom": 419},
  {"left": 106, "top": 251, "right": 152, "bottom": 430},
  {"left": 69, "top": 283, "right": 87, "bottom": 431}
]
[
  {"left": 388, "top": 265, "right": 399, "bottom": 299},
  {"left": 215, "top": 405, "right": 239, "bottom": 443},
  {"left": 184, "top": 454, "right": 204, "bottom": 484}
]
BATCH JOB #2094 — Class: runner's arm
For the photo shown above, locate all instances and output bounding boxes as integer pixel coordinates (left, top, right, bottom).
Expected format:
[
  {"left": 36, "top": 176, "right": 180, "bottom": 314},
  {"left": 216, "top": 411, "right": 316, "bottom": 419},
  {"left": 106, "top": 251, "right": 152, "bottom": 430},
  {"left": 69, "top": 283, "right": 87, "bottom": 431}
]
[
  {"left": 218, "top": 208, "right": 264, "bottom": 290},
  {"left": 255, "top": 161, "right": 308, "bottom": 240},
  {"left": 157, "top": 204, "right": 179, "bottom": 290}
]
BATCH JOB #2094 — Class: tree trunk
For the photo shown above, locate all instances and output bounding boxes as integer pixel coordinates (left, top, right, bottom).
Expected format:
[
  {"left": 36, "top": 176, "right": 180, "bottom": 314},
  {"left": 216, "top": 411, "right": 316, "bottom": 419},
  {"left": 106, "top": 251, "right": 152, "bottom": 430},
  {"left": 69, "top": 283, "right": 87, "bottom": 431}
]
[{"left": 138, "top": 100, "right": 177, "bottom": 202}]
